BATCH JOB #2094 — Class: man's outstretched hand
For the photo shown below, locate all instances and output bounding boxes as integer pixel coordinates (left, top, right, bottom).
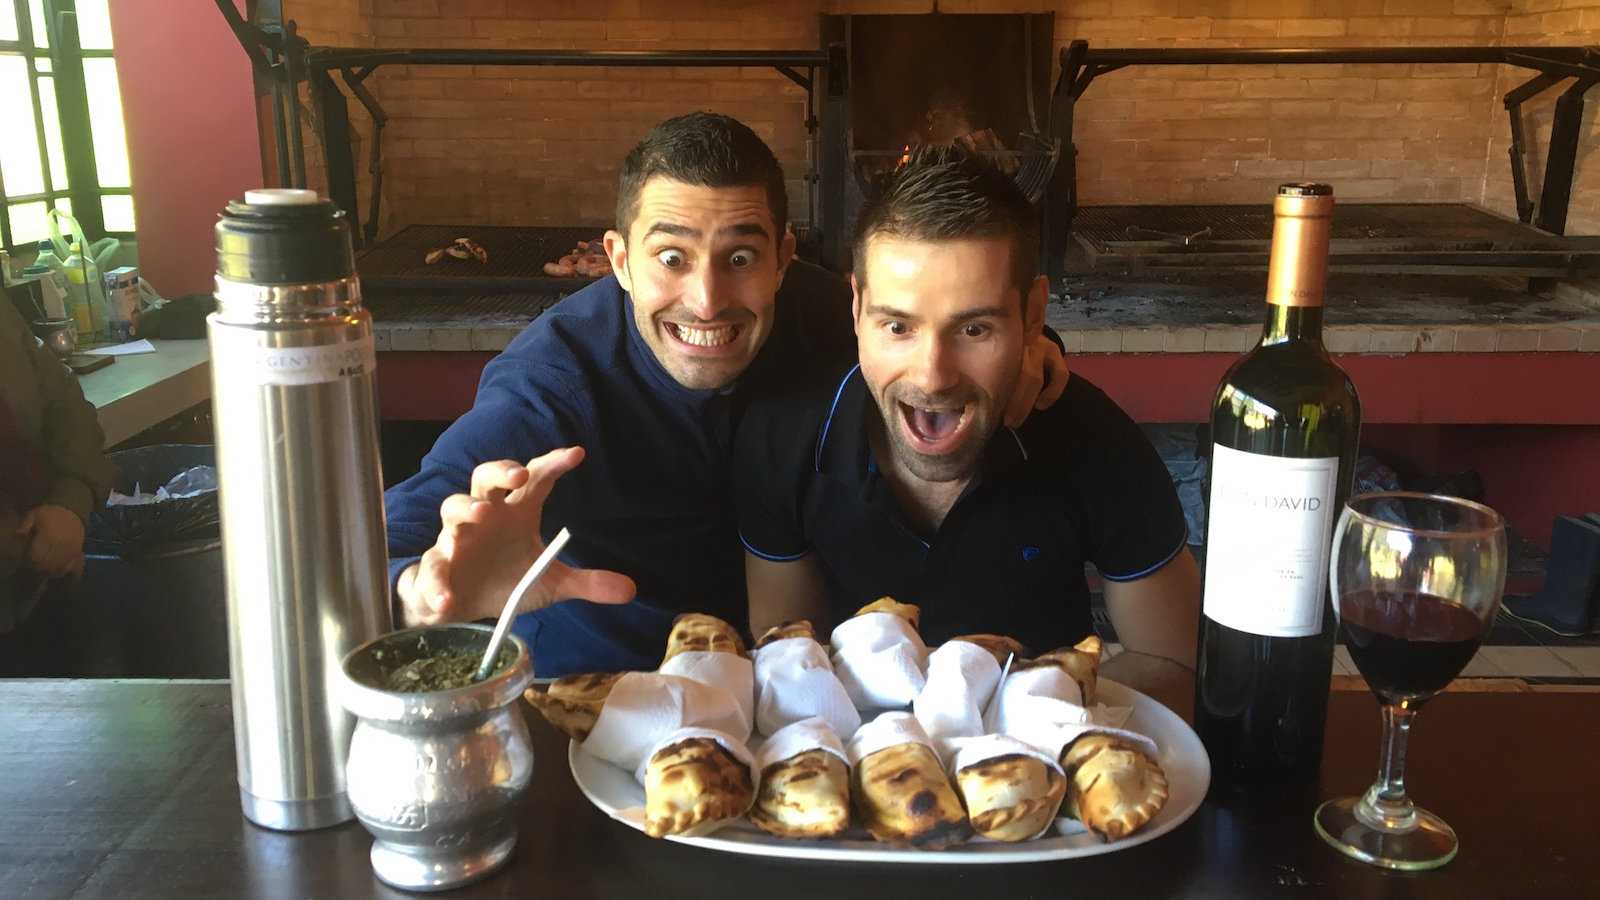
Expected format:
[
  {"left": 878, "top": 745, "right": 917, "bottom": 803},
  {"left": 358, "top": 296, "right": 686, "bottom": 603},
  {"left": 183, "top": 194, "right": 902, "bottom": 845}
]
[{"left": 397, "top": 446, "right": 636, "bottom": 627}]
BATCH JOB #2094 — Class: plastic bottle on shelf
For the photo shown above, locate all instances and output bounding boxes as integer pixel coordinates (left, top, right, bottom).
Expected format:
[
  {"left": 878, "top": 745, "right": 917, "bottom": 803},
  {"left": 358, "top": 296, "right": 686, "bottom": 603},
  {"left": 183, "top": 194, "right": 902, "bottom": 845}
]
[{"left": 61, "top": 239, "right": 107, "bottom": 339}]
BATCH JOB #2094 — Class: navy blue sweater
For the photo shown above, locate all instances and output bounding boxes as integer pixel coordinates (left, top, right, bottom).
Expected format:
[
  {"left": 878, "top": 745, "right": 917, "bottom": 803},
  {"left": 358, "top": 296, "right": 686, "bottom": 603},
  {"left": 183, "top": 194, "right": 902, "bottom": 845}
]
[{"left": 384, "top": 261, "right": 853, "bottom": 676}]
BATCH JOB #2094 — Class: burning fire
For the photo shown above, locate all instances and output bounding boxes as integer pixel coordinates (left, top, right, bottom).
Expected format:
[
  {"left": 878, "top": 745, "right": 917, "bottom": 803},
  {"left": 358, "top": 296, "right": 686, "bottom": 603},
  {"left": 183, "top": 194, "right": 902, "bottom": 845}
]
[{"left": 898, "top": 144, "right": 911, "bottom": 167}]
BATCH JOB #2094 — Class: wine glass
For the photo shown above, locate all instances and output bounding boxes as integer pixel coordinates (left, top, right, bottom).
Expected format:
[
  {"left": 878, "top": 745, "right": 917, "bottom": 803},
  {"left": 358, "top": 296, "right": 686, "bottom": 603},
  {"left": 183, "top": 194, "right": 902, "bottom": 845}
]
[{"left": 1314, "top": 491, "right": 1507, "bottom": 871}]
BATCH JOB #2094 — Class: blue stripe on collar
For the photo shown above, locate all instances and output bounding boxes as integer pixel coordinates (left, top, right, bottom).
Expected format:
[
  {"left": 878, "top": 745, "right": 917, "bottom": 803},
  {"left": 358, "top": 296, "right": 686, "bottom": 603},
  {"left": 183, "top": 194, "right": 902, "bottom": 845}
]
[
  {"left": 1005, "top": 426, "right": 1029, "bottom": 461},
  {"left": 815, "top": 364, "right": 861, "bottom": 473}
]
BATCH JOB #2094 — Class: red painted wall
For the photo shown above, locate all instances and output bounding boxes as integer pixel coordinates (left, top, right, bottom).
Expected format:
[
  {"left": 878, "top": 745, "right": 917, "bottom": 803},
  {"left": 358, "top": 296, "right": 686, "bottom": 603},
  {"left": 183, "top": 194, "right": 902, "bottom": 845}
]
[{"left": 108, "top": 0, "right": 262, "bottom": 297}]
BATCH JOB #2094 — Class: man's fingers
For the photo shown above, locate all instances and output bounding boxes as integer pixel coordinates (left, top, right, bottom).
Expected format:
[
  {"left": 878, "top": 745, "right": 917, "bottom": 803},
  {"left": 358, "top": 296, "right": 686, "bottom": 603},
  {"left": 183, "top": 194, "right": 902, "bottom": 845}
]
[
  {"left": 1004, "top": 351, "right": 1043, "bottom": 428},
  {"left": 411, "top": 548, "right": 455, "bottom": 617},
  {"left": 1035, "top": 338, "right": 1070, "bottom": 411},
  {"left": 469, "top": 459, "right": 530, "bottom": 502},
  {"left": 515, "top": 561, "right": 636, "bottom": 615},
  {"left": 439, "top": 493, "right": 490, "bottom": 527},
  {"left": 514, "top": 446, "right": 586, "bottom": 505}
]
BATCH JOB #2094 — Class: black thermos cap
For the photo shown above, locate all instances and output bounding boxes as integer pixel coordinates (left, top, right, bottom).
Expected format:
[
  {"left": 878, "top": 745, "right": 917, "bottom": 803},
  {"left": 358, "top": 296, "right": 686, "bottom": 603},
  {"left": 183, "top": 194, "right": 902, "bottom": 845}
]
[
  {"left": 1278, "top": 182, "right": 1334, "bottom": 198},
  {"left": 215, "top": 189, "right": 354, "bottom": 284}
]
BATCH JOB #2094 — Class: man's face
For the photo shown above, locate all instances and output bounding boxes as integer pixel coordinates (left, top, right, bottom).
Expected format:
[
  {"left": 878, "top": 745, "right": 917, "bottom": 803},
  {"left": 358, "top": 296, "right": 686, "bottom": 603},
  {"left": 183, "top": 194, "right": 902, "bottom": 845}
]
[
  {"left": 853, "top": 235, "right": 1043, "bottom": 483},
  {"left": 605, "top": 178, "right": 795, "bottom": 391}
]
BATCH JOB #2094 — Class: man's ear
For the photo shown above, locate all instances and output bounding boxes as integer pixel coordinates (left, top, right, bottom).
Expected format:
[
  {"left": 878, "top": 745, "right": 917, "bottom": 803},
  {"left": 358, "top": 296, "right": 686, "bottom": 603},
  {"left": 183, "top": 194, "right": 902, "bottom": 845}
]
[
  {"left": 774, "top": 226, "right": 797, "bottom": 289},
  {"left": 604, "top": 229, "right": 631, "bottom": 294},
  {"left": 1023, "top": 274, "right": 1048, "bottom": 339},
  {"left": 849, "top": 273, "right": 864, "bottom": 336}
]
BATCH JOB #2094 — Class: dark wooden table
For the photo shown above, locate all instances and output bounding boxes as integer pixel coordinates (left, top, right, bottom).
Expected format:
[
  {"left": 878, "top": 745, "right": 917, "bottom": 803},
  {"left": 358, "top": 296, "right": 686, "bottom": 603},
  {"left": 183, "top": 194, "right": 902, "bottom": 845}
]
[{"left": 3, "top": 679, "right": 1595, "bottom": 899}]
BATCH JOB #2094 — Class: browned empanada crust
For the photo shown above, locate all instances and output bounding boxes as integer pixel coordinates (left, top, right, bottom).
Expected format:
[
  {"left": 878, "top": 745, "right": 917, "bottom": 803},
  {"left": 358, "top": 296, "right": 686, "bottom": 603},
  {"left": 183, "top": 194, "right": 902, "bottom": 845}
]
[
  {"left": 947, "top": 633, "right": 1029, "bottom": 667},
  {"left": 661, "top": 613, "right": 746, "bottom": 665},
  {"left": 956, "top": 753, "right": 1067, "bottom": 842},
  {"left": 644, "top": 737, "right": 755, "bottom": 838},
  {"left": 749, "top": 748, "right": 851, "bottom": 839},
  {"left": 754, "top": 619, "right": 817, "bottom": 649},
  {"left": 1059, "top": 733, "right": 1169, "bottom": 841},
  {"left": 852, "top": 741, "right": 970, "bottom": 850},
  {"left": 523, "top": 670, "right": 625, "bottom": 741},
  {"left": 852, "top": 597, "right": 921, "bottom": 630}
]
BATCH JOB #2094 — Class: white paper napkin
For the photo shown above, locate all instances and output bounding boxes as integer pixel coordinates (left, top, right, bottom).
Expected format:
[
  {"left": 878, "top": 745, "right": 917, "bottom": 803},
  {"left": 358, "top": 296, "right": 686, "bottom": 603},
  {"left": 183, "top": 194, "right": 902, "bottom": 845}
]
[
  {"left": 913, "top": 640, "right": 1004, "bottom": 752},
  {"left": 829, "top": 612, "right": 929, "bottom": 711},
  {"left": 754, "top": 716, "right": 849, "bottom": 776},
  {"left": 581, "top": 671, "right": 751, "bottom": 776},
  {"left": 845, "top": 710, "right": 936, "bottom": 767},
  {"left": 660, "top": 650, "right": 755, "bottom": 738},
  {"left": 989, "top": 665, "right": 1158, "bottom": 760},
  {"left": 752, "top": 637, "right": 861, "bottom": 740}
]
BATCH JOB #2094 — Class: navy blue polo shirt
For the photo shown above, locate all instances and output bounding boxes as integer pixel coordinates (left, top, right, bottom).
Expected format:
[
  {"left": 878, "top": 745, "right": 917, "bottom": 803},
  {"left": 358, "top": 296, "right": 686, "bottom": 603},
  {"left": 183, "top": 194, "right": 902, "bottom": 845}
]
[
  {"left": 734, "top": 366, "right": 1188, "bottom": 652},
  {"left": 384, "top": 261, "right": 853, "bottom": 677}
]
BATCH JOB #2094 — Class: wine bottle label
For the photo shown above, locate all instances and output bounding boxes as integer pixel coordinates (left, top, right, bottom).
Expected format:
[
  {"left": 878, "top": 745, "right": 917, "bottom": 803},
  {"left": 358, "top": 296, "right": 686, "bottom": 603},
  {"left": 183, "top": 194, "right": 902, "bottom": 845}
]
[{"left": 1203, "top": 443, "right": 1339, "bottom": 638}]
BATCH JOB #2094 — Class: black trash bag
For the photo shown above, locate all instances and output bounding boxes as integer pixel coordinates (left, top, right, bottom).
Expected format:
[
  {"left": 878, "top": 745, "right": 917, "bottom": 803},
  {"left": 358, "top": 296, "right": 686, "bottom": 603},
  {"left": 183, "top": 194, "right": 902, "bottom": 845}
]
[{"left": 87, "top": 443, "right": 220, "bottom": 554}]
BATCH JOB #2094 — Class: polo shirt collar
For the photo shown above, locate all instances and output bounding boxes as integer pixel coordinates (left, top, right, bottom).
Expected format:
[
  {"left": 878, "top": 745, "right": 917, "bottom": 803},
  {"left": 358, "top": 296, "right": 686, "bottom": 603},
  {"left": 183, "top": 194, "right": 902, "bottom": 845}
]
[{"left": 814, "top": 366, "right": 1031, "bottom": 484}]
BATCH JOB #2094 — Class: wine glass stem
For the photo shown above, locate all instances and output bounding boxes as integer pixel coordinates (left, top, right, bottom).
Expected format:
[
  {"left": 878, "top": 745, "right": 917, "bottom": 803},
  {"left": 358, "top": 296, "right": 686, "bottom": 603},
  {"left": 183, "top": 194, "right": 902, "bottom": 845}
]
[{"left": 1356, "top": 703, "right": 1418, "bottom": 833}]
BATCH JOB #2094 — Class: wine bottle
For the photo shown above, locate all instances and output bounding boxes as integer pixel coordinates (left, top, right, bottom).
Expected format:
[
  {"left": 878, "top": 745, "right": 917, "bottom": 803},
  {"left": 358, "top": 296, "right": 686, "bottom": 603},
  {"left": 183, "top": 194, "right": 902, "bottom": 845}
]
[{"left": 1195, "top": 183, "right": 1362, "bottom": 787}]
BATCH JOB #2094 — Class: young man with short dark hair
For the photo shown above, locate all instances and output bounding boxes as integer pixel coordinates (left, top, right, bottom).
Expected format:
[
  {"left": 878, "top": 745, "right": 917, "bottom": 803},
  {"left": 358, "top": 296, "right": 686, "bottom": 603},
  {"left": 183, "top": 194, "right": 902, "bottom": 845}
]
[{"left": 736, "top": 145, "right": 1201, "bottom": 706}]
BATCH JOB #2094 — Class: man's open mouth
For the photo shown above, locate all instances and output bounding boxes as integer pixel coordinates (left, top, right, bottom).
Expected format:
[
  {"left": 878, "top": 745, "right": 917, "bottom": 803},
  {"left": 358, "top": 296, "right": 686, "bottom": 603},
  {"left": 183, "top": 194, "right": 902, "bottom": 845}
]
[
  {"left": 897, "top": 401, "right": 971, "bottom": 454},
  {"left": 664, "top": 322, "right": 741, "bottom": 349}
]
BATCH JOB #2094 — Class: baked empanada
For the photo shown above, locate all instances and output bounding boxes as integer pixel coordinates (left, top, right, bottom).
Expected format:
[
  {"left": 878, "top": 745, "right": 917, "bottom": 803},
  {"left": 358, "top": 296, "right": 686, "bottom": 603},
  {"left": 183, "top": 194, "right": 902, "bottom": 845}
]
[
  {"left": 852, "top": 741, "right": 970, "bottom": 850},
  {"left": 955, "top": 753, "right": 1066, "bottom": 842},
  {"left": 947, "top": 633, "right": 1028, "bottom": 668},
  {"left": 755, "top": 619, "right": 816, "bottom": 649},
  {"left": 854, "top": 597, "right": 921, "bottom": 629},
  {"left": 1059, "top": 733, "right": 1169, "bottom": 841},
  {"left": 661, "top": 613, "right": 746, "bottom": 665},
  {"left": 1016, "top": 635, "right": 1103, "bottom": 704},
  {"left": 643, "top": 737, "right": 755, "bottom": 838},
  {"left": 749, "top": 748, "right": 851, "bottom": 839},
  {"left": 523, "top": 670, "right": 625, "bottom": 742}
]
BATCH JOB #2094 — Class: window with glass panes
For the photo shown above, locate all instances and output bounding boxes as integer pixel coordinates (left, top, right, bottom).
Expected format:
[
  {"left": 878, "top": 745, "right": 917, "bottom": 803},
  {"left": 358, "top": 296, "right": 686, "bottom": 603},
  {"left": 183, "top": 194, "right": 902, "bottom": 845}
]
[{"left": 0, "top": 0, "right": 133, "bottom": 250}]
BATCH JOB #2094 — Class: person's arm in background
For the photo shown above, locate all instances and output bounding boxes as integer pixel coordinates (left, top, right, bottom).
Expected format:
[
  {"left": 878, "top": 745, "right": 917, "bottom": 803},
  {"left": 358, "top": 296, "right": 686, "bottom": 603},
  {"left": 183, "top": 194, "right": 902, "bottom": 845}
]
[
  {"left": 1101, "top": 548, "right": 1202, "bottom": 721},
  {"left": 20, "top": 311, "right": 114, "bottom": 579},
  {"left": 746, "top": 552, "right": 831, "bottom": 639}
]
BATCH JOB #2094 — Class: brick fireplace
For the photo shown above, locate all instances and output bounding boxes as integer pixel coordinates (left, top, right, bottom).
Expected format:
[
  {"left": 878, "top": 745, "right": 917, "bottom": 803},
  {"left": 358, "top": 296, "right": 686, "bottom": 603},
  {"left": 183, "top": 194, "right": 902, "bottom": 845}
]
[{"left": 274, "top": 0, "right": 1600, "bottom": 247}]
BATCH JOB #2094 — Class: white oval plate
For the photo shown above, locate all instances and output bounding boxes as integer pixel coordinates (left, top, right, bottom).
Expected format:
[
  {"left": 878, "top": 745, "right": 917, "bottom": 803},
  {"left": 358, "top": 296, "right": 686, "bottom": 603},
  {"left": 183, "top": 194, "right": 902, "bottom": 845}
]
[{"left": 568, "top": 679, "right": 1210, "bottom": 864}]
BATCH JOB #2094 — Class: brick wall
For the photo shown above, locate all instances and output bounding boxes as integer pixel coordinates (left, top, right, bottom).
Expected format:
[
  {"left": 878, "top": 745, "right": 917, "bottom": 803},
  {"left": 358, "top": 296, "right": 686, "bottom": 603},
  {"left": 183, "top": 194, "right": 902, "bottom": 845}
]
[
  {"left": 274, "top": 0, "right": 1598, "bottom": 240},
  {"left": 1483, "top": 0, "right": 1600, "bottom": 233},
  {"left": 282, "top": 0, "right": 375, "bottom": 217}
]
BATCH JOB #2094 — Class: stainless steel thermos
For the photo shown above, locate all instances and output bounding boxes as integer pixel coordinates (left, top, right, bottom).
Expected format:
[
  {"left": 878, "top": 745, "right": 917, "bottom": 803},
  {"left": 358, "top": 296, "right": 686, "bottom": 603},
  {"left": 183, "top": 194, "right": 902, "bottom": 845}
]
[{"left": 209, "top": 189, "right": 392, "bottom": 830}]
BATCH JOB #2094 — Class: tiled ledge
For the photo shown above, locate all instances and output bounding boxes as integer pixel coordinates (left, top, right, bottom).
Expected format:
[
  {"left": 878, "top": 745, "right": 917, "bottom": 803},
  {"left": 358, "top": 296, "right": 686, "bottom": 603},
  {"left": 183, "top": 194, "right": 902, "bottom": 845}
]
[
  {"left": 1051, "top": 322, "right": 1600, "bottom": 355},
  {"left": 367, "top": 271, "right": 1600, "bottom": 355},
  {"left": 371, "top": 317, "right": 1600, "bottom": 356}
]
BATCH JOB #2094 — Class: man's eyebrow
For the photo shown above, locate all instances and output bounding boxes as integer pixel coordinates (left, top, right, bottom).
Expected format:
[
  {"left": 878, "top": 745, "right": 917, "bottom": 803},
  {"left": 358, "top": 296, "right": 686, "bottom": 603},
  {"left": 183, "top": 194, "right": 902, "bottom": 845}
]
[
  {"left": 864, "top": 303, "right": 917, "bottom": 320},
  {"left": 864, "top": 304, "right": 1010, "bottom": 323},
  {"left": 949, "top": 305, "right": 1009, "bottom": 323},
  {"left": 718, "top": 222, "right": 770, "bottom": 241},
  {"left": 643, "top": 222, "right": 699, "bottom": 239}
]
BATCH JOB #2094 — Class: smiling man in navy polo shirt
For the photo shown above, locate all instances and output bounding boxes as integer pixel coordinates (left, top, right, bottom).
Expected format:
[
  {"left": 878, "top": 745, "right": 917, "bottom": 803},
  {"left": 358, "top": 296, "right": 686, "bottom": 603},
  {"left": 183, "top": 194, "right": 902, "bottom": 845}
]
[{"left": 736, "top": 144, "right": 1201, "bottom": 707}]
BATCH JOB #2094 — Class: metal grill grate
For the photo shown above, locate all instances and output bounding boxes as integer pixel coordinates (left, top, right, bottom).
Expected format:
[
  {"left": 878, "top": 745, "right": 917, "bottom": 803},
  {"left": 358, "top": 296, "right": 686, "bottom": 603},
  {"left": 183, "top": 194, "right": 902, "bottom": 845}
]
[
  {"left": 358, "top": 225, "right": 611, "bottom": 293},
  {"left": 362, "top": 291, "right": 561, "bottom": 325},
  {"left": 1072, "top": 202, "right": 1600, "bottom": 275}
]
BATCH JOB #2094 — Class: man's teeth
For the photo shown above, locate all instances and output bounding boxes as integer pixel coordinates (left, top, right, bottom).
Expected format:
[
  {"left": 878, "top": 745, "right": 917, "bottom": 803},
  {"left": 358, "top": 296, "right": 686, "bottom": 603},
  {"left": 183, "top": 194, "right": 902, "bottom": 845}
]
[{"left": 671, "top": 324, "right": 736, "bottom": 347}]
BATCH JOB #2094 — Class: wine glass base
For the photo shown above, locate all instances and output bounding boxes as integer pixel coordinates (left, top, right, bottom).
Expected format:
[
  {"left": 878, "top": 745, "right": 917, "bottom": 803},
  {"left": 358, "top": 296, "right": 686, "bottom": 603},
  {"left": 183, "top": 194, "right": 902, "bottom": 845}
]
[{"left": 1314, "top": 797, "right": 1458, "bottom": 871}]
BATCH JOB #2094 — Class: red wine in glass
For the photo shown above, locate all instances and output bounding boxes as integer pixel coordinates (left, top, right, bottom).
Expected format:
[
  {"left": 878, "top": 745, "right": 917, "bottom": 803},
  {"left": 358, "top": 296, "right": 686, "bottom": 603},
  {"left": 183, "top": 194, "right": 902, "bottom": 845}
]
[{"left": 1340, "top": 590, "right": 1486, "bottom": 706}]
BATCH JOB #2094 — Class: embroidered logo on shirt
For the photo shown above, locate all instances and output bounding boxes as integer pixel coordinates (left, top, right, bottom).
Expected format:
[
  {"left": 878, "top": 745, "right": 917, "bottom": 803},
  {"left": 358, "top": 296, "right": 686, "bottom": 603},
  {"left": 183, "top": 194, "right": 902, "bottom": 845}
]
[{"left": 1021, "top": 546, "right": 1041, "bottom": 562}]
